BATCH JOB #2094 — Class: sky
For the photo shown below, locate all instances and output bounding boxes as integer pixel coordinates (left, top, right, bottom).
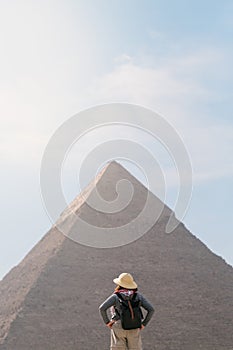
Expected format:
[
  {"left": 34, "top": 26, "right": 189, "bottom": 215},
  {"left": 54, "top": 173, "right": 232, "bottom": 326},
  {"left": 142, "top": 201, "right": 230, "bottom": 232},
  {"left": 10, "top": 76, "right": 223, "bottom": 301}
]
[{"left": 0, "top": 0, "right": 233, "bottom": 279}]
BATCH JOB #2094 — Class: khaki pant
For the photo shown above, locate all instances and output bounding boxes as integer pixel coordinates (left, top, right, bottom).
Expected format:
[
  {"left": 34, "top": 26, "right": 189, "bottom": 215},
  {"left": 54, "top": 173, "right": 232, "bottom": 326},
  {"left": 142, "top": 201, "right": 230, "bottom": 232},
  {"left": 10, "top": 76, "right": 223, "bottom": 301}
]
[{"left": 110, "top": 321, "right": 142, "bottom": 350}]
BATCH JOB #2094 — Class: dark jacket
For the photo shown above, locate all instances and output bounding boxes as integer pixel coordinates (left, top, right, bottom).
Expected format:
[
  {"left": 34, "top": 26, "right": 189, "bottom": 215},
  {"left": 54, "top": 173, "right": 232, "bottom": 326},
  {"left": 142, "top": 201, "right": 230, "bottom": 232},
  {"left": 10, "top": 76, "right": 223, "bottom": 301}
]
[{"left": 99, "top": 291, "right": 154, "bottom": 327}]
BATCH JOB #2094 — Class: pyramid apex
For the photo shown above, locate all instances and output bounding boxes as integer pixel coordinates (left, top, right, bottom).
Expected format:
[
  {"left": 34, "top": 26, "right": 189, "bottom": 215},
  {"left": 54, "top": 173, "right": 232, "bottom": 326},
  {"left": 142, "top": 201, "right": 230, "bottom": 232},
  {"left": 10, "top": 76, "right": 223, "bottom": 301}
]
[
  {"left": 95, "top": 160, "right": 134, "bottom": 180},
  {"left": 102, "top": 159, "right": 124, "bottom": 169}
]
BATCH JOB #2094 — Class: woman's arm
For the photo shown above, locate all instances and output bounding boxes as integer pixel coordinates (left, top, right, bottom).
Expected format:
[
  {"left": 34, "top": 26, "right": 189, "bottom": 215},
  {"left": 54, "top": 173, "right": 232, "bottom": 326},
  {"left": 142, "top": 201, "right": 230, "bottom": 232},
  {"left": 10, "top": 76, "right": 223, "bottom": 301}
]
[
  {"left": 140, "top": 294, "right": 154, "bottom": 327},
  {"left": 99, "top": 294, "right": 117, "bottom": 324}
]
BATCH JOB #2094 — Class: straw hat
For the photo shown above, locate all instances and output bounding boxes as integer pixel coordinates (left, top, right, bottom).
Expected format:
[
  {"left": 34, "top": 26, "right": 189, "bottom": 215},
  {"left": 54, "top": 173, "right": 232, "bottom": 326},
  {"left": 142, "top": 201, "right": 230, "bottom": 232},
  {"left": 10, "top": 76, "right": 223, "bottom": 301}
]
[{"left": 113, "top": 272, "right": 137, "bottom": 289}]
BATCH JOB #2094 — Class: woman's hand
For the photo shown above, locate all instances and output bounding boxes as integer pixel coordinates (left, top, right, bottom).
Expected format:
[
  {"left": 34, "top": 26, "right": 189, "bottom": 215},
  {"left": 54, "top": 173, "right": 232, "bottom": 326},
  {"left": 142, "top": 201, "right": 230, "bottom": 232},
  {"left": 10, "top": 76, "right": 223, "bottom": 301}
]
[
  {"left": 106, "top": 321, "right": 115, "bottom": 329},
  {"left": 140, "top": 324, "right": 145, "bottom": 330}
]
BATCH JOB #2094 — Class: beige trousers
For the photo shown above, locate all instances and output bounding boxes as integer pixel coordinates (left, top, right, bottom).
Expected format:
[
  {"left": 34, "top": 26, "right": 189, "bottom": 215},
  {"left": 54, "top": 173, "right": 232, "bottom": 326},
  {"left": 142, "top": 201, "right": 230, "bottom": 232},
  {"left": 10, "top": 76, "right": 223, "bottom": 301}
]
[{"left": 110, "top": 321, "right": 142, "bottom": 350}]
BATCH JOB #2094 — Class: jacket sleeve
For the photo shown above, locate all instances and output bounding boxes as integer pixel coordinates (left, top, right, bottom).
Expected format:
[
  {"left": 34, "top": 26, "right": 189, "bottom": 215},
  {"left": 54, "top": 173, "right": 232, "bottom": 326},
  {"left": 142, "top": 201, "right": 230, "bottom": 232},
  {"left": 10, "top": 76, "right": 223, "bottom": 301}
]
[
  {"left": 140, "top": 294, "right": 154, "bottom": 327},
  {"left": 99, "top": 294, "right": 117, "bottom": 324}
]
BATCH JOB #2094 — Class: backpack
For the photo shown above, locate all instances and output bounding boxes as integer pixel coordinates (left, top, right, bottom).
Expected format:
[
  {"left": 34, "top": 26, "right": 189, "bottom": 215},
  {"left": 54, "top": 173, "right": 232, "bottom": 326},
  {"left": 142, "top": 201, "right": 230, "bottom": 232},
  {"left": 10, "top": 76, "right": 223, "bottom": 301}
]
[{"left": 115, "top": 292, "right": 143, "bottom": 330}]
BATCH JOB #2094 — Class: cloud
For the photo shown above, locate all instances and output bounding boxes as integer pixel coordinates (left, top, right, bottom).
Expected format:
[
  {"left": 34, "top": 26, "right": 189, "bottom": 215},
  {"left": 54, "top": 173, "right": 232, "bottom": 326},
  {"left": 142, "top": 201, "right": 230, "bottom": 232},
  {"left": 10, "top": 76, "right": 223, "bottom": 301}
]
[
  {"left": 114, "top": 54, "right": 133, "bottom": 64},
  {"left": 78, "top": 49, "right": 233, "bottom": 184},
  {"left": 1, "top": 38, "right": 232, "bottom": 186}
]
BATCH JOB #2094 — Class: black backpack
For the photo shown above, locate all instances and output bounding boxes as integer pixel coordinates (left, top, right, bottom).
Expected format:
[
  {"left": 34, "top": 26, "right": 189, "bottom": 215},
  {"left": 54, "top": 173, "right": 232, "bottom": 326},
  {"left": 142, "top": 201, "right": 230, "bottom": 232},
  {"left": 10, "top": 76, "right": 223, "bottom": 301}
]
[{"left": 115, "top": 292, "right": 143, "bottom": 330}]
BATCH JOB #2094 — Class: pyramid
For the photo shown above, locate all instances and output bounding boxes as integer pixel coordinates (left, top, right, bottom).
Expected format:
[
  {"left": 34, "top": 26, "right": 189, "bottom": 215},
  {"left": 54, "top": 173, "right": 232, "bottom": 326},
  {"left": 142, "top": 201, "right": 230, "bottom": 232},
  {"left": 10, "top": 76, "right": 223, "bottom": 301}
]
[{"left": 0, "top": 161, "right": 233, "bottom": 350}]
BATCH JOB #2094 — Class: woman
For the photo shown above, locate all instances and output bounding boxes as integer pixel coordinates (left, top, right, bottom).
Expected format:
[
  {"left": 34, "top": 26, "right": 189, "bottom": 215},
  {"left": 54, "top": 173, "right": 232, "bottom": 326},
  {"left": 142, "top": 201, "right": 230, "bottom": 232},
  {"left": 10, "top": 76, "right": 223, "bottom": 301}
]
[{"left": 99, "top": 272, "right": 154, "bottom": 350}]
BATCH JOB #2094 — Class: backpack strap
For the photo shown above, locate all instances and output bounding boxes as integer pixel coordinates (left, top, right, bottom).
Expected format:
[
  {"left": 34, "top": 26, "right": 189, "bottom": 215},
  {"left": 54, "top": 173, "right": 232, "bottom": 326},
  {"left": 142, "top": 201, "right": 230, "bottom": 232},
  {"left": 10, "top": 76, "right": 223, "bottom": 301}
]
[{"left": 127, "top": 300, "right": 134, "bottom": 320}]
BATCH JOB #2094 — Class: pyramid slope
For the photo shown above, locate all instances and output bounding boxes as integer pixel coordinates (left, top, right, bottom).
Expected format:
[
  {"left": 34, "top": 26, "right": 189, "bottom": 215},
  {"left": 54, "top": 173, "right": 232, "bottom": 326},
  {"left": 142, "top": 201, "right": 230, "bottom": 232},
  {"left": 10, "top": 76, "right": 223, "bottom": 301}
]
[
  {"left": 0, "top": 162, "right": 233, "bottom": 349},
  {"left": 0, "top": 228, "right": 65, "bottom": 345},
  {"left": 0, "top": 161, "right": 112, "bottom": 344}
]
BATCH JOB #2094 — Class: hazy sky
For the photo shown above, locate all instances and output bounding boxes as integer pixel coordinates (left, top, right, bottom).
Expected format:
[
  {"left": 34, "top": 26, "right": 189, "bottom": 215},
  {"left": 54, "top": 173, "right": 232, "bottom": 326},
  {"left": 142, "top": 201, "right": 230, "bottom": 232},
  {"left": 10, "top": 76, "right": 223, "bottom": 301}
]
[{"left": 1, "top": 0, "right": 233, "bottom": 279}]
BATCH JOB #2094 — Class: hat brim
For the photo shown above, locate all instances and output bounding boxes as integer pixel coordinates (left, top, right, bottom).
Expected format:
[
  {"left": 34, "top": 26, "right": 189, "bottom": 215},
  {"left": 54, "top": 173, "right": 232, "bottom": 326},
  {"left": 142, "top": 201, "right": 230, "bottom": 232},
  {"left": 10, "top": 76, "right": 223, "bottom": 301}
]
[{"left": 113, "top": 278, "right": 137, "bottom": 289}]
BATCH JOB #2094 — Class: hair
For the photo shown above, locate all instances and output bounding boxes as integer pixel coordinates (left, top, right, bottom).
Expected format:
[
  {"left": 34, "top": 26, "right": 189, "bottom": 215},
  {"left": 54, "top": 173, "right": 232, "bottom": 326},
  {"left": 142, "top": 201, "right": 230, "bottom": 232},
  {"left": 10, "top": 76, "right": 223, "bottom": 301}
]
[{"left": 114, "top": 285, "right": 138, "bottom": 292}]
